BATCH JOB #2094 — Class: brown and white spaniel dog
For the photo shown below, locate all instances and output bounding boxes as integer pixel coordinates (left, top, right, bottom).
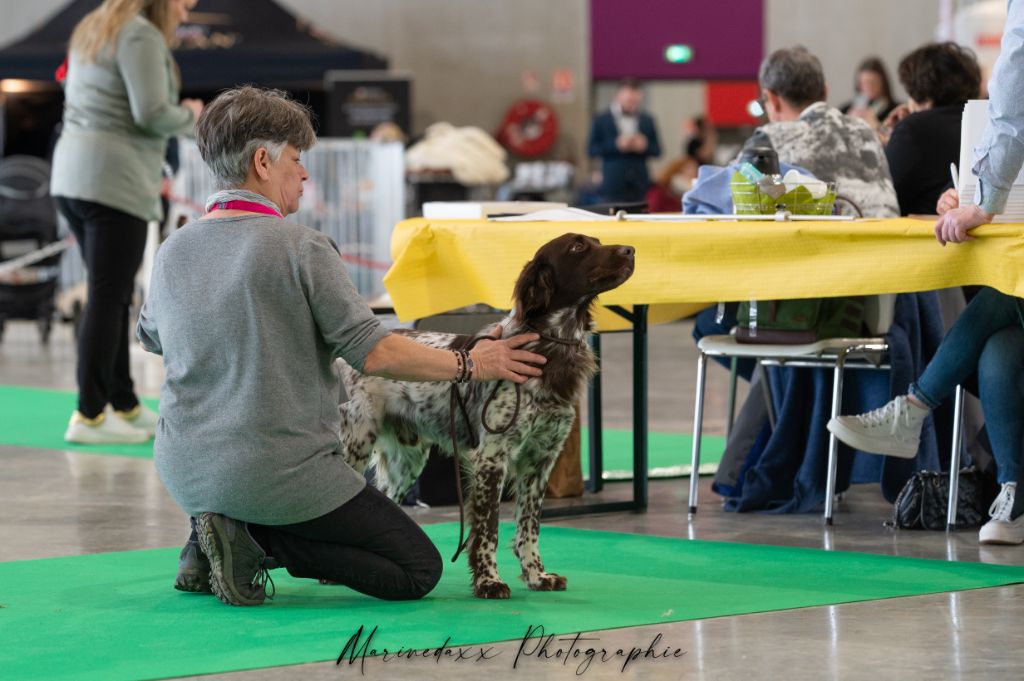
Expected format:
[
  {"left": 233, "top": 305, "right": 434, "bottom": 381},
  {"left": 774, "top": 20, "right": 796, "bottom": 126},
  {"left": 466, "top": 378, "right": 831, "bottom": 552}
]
[{"left": 337, "top": 233, "right": 635, "bottom": 598}]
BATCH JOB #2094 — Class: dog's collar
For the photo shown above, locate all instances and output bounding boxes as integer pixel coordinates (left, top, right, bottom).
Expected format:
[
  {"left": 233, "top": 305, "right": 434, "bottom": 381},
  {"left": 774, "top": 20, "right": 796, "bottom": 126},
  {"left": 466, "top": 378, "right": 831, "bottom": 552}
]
[{"left": 523, "top": 324, "right": 586, "bottom": 347}]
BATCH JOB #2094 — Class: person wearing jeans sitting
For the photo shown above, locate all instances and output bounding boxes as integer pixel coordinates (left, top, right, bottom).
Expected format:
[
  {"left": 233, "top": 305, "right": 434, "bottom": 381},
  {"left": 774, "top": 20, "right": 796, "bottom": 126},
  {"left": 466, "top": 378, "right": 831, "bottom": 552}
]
[
  {"left": 828, "top": 287, "right": 1023, "bottom": 543},
  {"left": 829, "top": 0, "right": 1024, "bottom": 545}
]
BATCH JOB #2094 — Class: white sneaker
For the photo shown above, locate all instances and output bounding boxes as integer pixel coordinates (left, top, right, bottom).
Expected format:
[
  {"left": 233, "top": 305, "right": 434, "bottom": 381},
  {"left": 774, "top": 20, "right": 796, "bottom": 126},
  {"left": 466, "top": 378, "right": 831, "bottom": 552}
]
[
  {"left": 64, "top": 410, "right": 150, "bottom": 445},
  {"left": 113, "top": 404, "right": 159, "bottom": 437},
  {"left": 979, "top": 483, "right": 1024, "bottom": 545},
  {"left": 826, "top": 395, "right": 928, "bottom": 459}
]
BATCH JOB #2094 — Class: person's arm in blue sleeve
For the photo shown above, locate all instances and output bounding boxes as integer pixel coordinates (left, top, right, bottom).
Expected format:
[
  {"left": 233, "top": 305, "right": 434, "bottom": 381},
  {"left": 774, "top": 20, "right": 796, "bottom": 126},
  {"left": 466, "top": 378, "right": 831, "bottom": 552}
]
[
  {"left": 935, "top": 0, "right": 1024, "bottom": 243},
  {"left": 974, "top": 0, "right": 1024, "bottom": 215}
]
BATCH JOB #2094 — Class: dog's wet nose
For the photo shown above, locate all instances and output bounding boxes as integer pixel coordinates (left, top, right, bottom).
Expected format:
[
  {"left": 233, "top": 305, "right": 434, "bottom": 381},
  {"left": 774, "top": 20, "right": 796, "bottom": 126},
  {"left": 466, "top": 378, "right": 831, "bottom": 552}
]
[{"left": 617, "top": 245, "right": 635, "bottom": 258}]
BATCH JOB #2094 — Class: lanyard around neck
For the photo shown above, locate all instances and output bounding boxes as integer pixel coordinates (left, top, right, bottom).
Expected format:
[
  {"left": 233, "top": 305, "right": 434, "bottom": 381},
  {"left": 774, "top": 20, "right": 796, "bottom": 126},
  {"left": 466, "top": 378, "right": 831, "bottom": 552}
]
[{"left": 209, "top": 200, "right": 283, "bottom": 218}]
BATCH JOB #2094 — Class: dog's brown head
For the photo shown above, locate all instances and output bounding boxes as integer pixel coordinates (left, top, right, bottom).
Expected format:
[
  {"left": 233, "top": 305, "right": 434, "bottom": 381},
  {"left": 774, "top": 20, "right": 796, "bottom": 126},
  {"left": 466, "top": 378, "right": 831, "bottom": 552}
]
[{"left": 512, "top": 233, "right": 635, "bottom": 323}]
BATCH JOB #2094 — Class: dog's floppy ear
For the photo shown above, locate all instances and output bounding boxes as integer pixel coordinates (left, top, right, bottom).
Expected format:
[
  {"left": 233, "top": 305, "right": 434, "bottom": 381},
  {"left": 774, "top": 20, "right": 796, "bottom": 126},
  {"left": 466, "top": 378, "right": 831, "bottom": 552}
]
[{"left": 513, "top": 258, "right": 555, "bottom": 321}]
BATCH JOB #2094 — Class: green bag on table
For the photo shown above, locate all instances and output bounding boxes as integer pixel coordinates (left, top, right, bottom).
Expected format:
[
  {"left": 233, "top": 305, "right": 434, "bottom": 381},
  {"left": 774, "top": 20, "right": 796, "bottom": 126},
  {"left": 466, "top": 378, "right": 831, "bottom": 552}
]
[{"left": 735, "top": 297, "right": 866, "bottom": 344}]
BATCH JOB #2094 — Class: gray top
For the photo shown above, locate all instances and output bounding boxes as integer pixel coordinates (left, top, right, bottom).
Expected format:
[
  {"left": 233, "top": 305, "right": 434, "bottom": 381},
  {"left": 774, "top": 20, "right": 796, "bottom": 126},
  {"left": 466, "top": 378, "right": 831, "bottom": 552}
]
[
  {"left": 137, "top": 215, "right": 389, "bottom": 525},
  {"left": 51, "top": 14, "right": 195, "bottom": 222},
  {"left": 748, "top": 102, "right": 900, "bottom": 218}
]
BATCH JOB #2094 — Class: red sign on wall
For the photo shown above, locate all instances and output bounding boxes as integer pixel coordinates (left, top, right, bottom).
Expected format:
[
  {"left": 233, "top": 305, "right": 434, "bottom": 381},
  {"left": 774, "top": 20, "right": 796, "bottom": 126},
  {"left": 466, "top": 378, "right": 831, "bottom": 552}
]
[{"left": 705, "top": 81, "right": 762, "bottom": 127}]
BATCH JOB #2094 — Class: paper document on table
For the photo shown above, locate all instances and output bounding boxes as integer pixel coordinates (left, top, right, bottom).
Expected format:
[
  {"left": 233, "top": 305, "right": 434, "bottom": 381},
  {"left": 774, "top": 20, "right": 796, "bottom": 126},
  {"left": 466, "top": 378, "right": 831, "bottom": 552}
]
[
  {"left": 491, "top": 207, "right": 616, "bottom": 222},
  {"left": 958, "top": 99, "right": 1024, "bottom": 222},
  {"left": 621, "top": 213, "right": 856, "bottom": 222},
  {"left": 423, "top": 201, "right": 567, "bottom": 219}
]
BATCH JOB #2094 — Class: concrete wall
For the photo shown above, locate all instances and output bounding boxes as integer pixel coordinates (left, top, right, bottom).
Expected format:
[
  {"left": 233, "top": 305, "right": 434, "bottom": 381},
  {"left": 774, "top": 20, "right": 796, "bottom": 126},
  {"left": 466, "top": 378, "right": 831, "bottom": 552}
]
[
  {"left": 275, "top": 0, "right": 591, "bottom": 162},
  {"left": 766, "top": 0, "right": 940, "bottom": 107}
]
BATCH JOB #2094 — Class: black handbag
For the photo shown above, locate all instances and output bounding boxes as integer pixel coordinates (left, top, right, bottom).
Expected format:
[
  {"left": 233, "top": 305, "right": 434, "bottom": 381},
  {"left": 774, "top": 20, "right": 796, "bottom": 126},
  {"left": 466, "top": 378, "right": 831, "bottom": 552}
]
[{"left": 888, "top": 467, "right": 987, "bottom": 530}]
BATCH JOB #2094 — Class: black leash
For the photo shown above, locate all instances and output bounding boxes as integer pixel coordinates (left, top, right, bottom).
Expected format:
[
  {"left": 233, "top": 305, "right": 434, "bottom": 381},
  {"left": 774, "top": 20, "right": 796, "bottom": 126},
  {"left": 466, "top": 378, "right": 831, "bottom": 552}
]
[
  {"left": 446, "top": 326, "right": 582, "bottom": 563},
  {"left": 448, "top": 333, "right": 521, "bottom": 563}
]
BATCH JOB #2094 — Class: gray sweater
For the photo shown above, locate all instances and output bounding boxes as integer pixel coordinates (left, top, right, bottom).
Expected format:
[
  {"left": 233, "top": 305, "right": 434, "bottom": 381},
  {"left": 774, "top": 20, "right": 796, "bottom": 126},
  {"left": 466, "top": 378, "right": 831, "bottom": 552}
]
[
  {"left": 51, "top": 14, "right": 195, "bottom": 222},
  {"left": 137, "top": 215, "right": 389, "bottom": 525}
]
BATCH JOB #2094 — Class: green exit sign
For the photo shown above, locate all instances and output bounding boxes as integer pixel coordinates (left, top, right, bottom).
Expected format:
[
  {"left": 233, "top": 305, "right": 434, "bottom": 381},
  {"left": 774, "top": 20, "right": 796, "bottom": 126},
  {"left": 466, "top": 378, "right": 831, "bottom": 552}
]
[{"left": 664, "top": 44, "right": 694, "bottom": 64}]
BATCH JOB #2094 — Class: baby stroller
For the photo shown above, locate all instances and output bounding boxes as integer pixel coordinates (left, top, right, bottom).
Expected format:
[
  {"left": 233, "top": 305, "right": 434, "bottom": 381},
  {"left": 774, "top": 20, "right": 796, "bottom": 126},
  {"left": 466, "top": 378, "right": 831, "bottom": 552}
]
[{"left": 0, "top": 155, "right": 63, "bottom": 344}]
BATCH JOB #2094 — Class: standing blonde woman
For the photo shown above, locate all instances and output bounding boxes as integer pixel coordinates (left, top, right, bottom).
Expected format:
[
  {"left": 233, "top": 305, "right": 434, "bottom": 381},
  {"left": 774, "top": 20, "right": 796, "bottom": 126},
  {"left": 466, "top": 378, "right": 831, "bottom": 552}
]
[{"left": 53, "top": 0, "right": 202, "bottom": 444}]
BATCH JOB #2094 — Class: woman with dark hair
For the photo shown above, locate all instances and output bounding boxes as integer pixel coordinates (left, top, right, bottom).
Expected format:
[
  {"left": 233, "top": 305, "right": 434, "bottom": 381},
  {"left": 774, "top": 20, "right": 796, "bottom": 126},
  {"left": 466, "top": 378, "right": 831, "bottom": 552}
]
[
  {"left": 884, "top": 42, "right": 981, "bottom": 215},
  {"left": 842, "top": 56, "right": 899, "bottom": 126}
]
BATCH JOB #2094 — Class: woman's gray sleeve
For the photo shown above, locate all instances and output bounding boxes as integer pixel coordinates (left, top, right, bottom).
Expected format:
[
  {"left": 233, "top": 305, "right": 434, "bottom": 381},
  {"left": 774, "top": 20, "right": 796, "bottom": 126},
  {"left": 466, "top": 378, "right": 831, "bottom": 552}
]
[
  {"left": 300, "top": 234, "right": 389, "bottom": 372},
  {"left": 117, "top": 25, "right": 195, "bottom": 137}
]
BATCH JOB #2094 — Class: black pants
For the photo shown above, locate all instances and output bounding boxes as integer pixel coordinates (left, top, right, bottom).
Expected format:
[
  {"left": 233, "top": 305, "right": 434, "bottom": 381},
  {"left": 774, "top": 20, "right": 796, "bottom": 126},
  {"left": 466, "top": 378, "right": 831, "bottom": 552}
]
[
  {"left": 246, "top": 485, "right": 443, "bottom": 601},
  {"left": 57, "top": 198, "right": 148, "bottom": 418}
]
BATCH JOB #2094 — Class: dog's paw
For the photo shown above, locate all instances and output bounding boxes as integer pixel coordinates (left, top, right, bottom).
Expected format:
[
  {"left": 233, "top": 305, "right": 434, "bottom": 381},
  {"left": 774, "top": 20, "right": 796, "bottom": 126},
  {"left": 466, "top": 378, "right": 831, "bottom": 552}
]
[
  {"left": 318, "top": 578, "right": 342, "bottom": 586},
  {"left": 473, "top": 579, "right": 512, "bottom": 599},
  {"left": 527, "top": 572, "right": 567, "bottom": 591}
]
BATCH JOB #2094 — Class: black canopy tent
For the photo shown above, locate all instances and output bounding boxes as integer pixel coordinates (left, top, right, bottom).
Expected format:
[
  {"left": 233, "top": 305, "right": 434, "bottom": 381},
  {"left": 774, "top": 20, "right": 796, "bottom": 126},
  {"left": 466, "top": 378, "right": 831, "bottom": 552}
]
[
  {"left": 0, "top": 0, "right": 389, "bottom": 155},
  {"left": 0, "top": 0, "right": 386, "bottom": 86}
]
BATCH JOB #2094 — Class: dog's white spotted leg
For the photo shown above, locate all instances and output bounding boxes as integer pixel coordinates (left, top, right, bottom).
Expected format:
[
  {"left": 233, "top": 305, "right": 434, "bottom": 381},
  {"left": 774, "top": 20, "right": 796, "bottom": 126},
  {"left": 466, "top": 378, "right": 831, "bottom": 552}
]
[
  {"left": 372, "top": 440, "right": 430, "bottom": 503},
  {"left": 466, "top": 443, "right": 510, "bottom": 599},
  {"left": 337, "top": 399, "right": 378, "bottom": 474},
  {"left": 513, "top": 449, "right": 567, "bottom": 592}
]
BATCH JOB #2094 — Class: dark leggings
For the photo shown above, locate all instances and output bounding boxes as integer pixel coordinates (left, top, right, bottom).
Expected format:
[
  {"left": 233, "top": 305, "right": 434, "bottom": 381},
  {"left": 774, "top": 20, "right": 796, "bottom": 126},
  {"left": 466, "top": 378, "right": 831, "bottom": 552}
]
[
  {"left": 247, "top": 485, "right": 443, "bottom": 601},
  {"left": 57, "top": 197, "right": 148, "bottom": 418}
]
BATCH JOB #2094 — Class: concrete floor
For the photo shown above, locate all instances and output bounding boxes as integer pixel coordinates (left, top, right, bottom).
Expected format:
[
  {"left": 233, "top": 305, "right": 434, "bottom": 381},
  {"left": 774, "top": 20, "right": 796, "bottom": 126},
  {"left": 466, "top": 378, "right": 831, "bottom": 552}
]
[{"left": 1, "top": 318, "right": 1022, "bottom": 680}]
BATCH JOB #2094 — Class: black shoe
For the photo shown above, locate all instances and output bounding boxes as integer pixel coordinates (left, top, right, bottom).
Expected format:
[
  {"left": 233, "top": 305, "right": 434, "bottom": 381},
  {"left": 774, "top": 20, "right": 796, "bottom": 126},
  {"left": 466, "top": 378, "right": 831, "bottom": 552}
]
[
  {"left": 174, "top": 540, "right": 212, "bottom": 593},
  {"left": 196, "top": 512, "right": 275, "bottom": 606}
]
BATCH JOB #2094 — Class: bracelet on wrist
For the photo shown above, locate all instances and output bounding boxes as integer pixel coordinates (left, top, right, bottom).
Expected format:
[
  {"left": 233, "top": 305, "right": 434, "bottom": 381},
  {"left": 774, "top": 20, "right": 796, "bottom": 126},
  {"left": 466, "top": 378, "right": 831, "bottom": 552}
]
[
  {"left": 464, "top": 350, "right": 475, "bottom": 382},
  {"left": 453, "top": 350, "right": 465, "bottom": 383}
]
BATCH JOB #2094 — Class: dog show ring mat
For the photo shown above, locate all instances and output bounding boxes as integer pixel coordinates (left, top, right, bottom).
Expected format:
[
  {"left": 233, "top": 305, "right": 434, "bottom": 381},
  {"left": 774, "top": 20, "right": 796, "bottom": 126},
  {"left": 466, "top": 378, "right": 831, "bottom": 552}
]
[
  {"left": 0, "top": 385, "right": 724, "bottom": 476},
  {"left": 3, "top": 523, "right": 1024, "bottom": 680}
]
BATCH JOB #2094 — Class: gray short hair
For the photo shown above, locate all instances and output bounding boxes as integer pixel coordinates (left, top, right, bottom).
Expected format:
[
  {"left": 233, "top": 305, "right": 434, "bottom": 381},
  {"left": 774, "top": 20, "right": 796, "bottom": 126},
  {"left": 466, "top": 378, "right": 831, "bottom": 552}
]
[
  {"left": 758, "top": 46, "right": 826, "bottom": 109},
  {"left": 195, "top": 86, "right": 317, "bottom": 188}
]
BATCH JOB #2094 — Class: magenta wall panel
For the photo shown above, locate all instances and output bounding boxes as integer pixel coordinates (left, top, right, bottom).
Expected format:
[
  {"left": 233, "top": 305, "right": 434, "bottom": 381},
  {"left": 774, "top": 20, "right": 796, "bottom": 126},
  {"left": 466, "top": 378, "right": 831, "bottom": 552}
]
[{"left": 590, "top": 0, "right": 764, "bottom": 80}]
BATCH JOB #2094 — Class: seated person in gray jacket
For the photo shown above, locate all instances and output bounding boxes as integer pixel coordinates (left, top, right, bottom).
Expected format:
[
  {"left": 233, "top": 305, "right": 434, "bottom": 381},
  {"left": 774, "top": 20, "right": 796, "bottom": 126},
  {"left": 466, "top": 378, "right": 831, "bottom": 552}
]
[
  {"left": 137, "top": 87, "right": 546, "bottom": 606},
  {"left": 692, "top": 46, "right": 900, "bottom": 491}
]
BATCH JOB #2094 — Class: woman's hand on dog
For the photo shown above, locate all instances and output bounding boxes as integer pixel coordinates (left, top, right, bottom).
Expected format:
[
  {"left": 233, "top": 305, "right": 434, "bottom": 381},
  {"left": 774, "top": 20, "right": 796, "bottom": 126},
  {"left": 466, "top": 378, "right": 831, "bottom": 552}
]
[{"left": 471, "top": 326, "right": 546, "bottom": 383}]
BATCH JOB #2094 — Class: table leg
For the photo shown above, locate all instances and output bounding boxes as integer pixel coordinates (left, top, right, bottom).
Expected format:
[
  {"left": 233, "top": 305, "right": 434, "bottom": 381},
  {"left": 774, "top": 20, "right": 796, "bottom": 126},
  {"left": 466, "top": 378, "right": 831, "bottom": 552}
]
[
  {"left": 586, "top": 333, "right": 604, "bottom": 494},
  {"left": 540, "top": 305, "right": 648, "bottom": 518},
  {"left": 632, "top": 304, "right": 649, "bottom": 510}
]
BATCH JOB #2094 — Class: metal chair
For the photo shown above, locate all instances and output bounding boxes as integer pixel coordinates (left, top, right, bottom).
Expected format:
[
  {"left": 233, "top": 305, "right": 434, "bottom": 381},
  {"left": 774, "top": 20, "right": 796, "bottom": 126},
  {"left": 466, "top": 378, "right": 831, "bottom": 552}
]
[{"left": 688, "top": 328, "right": 969, "bottom": 527}]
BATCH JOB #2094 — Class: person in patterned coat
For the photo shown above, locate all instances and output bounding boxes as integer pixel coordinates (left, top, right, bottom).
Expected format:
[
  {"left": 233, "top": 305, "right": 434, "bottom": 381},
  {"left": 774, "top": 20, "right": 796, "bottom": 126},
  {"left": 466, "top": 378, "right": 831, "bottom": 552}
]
[{"left": 743, "top": 46, "right": 900, "bottom": 218}]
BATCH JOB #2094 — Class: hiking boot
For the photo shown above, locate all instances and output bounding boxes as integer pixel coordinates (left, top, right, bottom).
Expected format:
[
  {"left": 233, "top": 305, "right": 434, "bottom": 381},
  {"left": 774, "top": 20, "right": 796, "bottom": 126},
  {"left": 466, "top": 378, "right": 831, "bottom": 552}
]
[
  {"left": 826, "top": 395, "right": 928, "bottom": 459},
  {"left": 64, "top": 410, "right": 149, "bottom": 445},
  {"left": 196, "top": 512, "right": 274, "bottom": 606},
  {"left": 979, "top": 483, "right": 1024, "bottom": 545},
  {"left": 174, "top": 539, "right": 212, "bottom": 594}
]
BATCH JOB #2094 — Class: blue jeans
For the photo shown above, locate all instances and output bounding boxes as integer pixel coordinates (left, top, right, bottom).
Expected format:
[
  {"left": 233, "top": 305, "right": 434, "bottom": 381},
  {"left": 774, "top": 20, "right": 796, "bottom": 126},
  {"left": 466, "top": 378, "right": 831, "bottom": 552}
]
[{"left": 910, "top": 287, "right": 1024, "bottom": 484}]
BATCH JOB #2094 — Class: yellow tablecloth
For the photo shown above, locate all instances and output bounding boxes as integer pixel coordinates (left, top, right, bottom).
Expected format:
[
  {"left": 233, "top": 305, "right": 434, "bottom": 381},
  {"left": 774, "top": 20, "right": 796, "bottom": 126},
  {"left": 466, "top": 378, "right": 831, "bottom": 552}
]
[{"left": 384, "top": 217, "right": 1024, "bottom": 331}]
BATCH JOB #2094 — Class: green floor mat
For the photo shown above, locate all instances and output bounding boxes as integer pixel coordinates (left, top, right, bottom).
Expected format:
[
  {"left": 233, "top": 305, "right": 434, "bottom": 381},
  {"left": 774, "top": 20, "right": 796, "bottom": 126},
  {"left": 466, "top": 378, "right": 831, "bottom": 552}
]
[
  {"left": 0, "top": 385, "right": 158, "bottom": 458},
  {"left": 580, "top": 429, "right": 724, "bottom": 479},
  {"left": 0, "top": 385, "right": 723, "bottom": 476},
  {"left": 3, "top": 523, "right": 1024, "bottom": 681}
]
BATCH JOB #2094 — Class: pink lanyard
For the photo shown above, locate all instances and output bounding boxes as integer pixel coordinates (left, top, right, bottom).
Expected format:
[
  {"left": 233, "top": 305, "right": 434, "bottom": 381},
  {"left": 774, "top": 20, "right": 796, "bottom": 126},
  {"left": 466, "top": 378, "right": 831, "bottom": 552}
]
[{"left": 210, "top": 200, "right": 283, "bottom": 218}]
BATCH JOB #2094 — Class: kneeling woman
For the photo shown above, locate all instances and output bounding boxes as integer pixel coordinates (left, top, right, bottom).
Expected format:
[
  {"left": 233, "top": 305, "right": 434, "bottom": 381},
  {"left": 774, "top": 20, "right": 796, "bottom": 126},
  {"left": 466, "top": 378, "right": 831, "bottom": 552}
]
[{"left": 138, "top": 87, "right": 546, "bottom": 606}]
